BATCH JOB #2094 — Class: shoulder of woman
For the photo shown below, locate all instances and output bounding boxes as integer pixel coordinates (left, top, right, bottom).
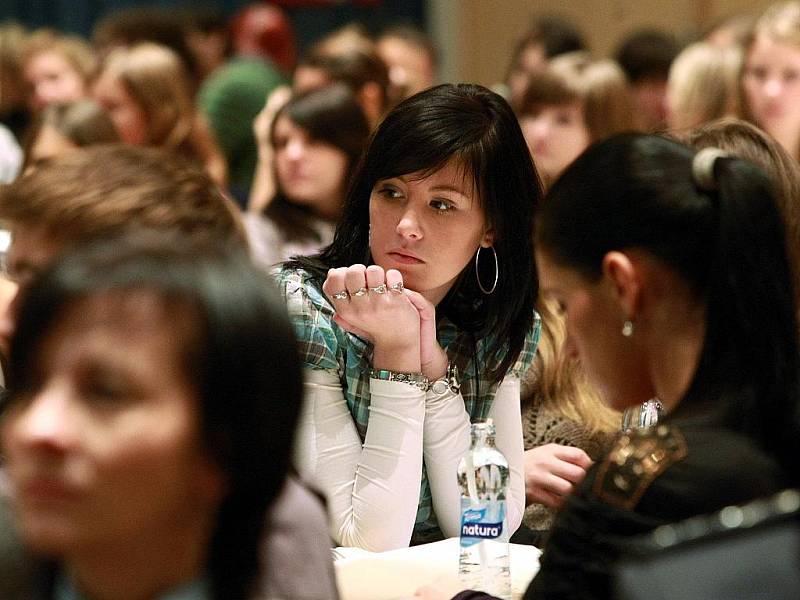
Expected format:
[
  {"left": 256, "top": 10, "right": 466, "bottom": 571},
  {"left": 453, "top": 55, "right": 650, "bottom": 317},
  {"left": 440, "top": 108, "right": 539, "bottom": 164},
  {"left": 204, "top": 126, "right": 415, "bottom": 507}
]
[
  {"left": 242, "top": 211, "right": 280, "bottom": 240},
  {"left": 658, "top": 423, "right": 790, "bottom": 507},
  {"left": 591, "top": 425, "right": 689, "bottom": 512},
  {"left": 273, "top": 267, "right": 331, "bottom": 312},
  {"left": 588, "top": 422, "right": 789, "bottom": 519},
  {"left": 243, "top": 213, "right": 284, "bottom": 270}
]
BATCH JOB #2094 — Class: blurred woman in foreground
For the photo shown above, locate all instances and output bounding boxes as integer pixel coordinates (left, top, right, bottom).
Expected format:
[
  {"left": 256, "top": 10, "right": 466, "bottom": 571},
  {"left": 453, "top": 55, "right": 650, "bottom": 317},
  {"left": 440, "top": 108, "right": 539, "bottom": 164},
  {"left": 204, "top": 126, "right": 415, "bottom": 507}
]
[{"left": 0, "top": 236, "right": 303, "bottom": 599}]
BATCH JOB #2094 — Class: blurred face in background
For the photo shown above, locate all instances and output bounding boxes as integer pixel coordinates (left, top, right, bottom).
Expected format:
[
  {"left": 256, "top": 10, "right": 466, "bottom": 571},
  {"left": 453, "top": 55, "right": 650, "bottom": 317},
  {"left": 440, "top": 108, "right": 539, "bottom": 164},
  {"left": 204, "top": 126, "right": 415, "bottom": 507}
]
[
  {"left": 26, "top": 125, "right": 78, "bottom": 171},
  {"left": 743, "top": 33, "right": 800, "bottom": 157},
  {"left": 376, "top": 36, "right": 435, "bottom": 98},
  {"left": 273, "top": 113, "right": 348, "bottom": 220},
  {"left": 24, "top": 51, "right": 87, "bottom": 113},
  {"left": 630, "top": 77, "right": 669, "bottom": 132},
  {"left": 1, "top": 292, "right": 224, "bottom": 556},
  {"left": 507, "top": 42, "right": 548, "bottom": 107},
  {"left": 92, "top": 72, "right": 148, "bottom": 145},
  {"left": 292, "top": 66, "right": 331, "bottom": 95},
  {"left": 520, "top": 102, "right": 590, "bottom": 186}
]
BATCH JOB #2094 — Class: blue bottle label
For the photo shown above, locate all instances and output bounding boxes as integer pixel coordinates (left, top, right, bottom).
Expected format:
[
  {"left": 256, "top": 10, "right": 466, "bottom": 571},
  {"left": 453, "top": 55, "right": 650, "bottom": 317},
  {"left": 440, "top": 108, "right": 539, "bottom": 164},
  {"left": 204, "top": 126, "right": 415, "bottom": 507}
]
[{"left": 459, "top": 502, "right": 506, "bottom": 547}]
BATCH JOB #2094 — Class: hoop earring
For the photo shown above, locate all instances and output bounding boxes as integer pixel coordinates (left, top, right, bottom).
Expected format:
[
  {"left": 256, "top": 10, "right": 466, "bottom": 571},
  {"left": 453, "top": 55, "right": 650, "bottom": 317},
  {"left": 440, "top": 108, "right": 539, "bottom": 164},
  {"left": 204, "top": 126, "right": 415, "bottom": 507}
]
[{"left": 475, "top": 246, "right": 498, "bottom": 295}]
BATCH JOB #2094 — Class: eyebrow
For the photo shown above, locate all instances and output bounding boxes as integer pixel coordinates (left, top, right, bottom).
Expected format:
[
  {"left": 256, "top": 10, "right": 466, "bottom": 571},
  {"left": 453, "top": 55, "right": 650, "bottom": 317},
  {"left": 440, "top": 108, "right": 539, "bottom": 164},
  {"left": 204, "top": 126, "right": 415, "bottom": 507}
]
[
  {"left": 392, "top": 174, "right": 467, "bottom": 191},
  {"left": 385, "top": 175, "right": 475, "bottom": 203},
  {"left": 429, "top": 184, "right": 469, "bottom": 196}
]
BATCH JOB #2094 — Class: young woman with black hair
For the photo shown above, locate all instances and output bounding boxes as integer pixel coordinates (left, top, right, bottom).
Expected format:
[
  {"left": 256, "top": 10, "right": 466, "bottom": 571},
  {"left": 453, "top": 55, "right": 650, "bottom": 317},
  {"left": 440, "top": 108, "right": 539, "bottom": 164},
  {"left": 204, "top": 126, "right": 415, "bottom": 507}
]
[
  {"left": 276, "top": 83, "right": 542, "bottom": 551},
  {"left": 0, "top": 236, "right": 314, "bottom": 600},
  {"left": 416, "top": 133, "right": 800, "bottom": 599},
  {"left": 245, "top": 84, "right": 370, "bottom": 270}
]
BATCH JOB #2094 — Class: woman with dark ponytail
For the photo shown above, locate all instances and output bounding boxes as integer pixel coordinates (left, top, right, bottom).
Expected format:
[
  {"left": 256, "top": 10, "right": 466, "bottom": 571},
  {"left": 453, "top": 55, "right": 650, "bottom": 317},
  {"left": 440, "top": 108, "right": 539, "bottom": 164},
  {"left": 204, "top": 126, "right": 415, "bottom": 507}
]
[{"left": 416, "top": 133, "right": 800, "bottom": 599}]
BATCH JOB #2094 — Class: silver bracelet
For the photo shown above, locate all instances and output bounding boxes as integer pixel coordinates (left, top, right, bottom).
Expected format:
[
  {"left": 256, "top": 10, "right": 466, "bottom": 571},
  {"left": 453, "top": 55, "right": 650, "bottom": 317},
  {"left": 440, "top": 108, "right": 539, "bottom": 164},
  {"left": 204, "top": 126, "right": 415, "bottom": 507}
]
[
  {"left": 429, "top": 363, "right": 460, "bottom": 395},
  {"left": 369, "top": 368, "right": 429, "bottom": 391}
]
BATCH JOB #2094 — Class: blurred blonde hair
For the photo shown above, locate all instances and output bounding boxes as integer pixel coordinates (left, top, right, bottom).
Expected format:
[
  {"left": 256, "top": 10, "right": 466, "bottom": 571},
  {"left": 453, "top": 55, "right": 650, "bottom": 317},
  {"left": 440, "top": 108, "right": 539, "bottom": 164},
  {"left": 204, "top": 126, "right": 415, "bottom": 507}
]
[
  {"left": 313, "top": 22, "right": 374, "bottom": 56},
  {"left": 525, "top": 296, "right": 620, "bottom": 434},
  {"left": 21, "top": 28, "right": 98, "bottom": 83},
  {"left": 518, "top": 52, "right": 634, "bottom": 142},
  {"left": 667, "top": 42, "right": 742, "bottom": 131},
  {"left": 102, "top": 42, "right": 194, "bottom": 150},
  {"left": 100, "top": 43, "right": 226, "bottom": 184},
  {"left": 754, "top": 1, "right": 800, "bottom": 45}
]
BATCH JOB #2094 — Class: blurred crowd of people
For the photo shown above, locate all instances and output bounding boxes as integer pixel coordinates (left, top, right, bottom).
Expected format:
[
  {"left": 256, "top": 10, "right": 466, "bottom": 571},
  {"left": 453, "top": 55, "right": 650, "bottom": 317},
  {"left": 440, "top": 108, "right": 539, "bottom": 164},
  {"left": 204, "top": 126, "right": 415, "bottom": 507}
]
[{"left": 0, "top": 2, "right": 798, "bottom": 600}]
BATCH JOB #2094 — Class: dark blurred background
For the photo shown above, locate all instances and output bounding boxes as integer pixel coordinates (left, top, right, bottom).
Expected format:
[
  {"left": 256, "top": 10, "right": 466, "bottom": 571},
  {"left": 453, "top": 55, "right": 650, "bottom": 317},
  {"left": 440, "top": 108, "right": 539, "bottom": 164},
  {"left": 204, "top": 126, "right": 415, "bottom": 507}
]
[{"left": 0, "top": 0, "right": 426, "bottom": 54}]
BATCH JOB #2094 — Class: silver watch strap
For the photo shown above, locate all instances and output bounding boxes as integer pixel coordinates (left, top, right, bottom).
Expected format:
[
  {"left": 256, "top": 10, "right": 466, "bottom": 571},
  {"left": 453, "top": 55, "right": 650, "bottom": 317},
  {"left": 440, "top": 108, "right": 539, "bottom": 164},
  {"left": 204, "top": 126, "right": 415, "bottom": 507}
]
[{"left": 369, "top": 368, "right": 429, "bottom": 390}]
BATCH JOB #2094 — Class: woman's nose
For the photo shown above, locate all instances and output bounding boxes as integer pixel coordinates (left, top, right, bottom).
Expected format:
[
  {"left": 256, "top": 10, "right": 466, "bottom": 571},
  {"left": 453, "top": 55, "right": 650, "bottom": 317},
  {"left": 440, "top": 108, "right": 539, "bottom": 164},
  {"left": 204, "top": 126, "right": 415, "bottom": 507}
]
[
  {"left": 14, "top": 383, "right": 77, "bottom": 453},
  {"left": 529, "top": 118, "right": 550, "bottom": 141},
  {"left": 764, "top": 77, "right": 783, "bottom": 99},
  {"left": 396, "top": 208, "right": 422, "bottom": 240},
  {"left": 284, "top": 138, "right": 304, "bottom": 160}
]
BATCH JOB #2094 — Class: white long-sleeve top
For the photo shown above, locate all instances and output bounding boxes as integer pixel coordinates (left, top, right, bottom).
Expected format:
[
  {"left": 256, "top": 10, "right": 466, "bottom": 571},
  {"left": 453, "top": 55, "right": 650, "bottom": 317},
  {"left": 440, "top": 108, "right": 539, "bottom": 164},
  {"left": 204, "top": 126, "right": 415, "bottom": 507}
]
[{"left": 294, "top": 368, "right": 525, "bottom": 551}]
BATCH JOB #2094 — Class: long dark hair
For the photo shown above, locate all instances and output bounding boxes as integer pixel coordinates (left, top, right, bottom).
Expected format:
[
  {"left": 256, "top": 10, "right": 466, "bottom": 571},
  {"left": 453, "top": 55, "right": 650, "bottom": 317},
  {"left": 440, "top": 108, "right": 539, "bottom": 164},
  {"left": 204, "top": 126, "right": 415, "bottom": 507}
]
[
  {"left": 264, "top": 84, "right": 370, "bottom": 243},
  {"left": 537, "top": 133, "right": 800, "bottom": 483},
  {"left": 292, "top": 83, "right": 542, "bottom": 383},
  {"left": 6, "top": 234, "right": 303, "bottom": 599}
]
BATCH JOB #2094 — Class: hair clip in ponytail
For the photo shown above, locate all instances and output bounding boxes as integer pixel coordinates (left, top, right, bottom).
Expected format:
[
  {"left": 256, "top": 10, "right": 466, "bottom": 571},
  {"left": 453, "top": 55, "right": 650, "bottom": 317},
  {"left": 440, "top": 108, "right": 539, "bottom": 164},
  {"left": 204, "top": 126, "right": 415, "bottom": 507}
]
[{"left": 692, "top": 147, "right": 729, "bottom": 192}]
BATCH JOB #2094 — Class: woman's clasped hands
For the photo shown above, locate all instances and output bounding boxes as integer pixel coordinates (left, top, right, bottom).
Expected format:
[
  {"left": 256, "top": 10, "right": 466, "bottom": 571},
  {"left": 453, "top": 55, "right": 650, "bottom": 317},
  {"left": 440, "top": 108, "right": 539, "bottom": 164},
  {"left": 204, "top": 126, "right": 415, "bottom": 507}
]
[{"left": 323, "top": 264, "right": 447, "bottom": 378}]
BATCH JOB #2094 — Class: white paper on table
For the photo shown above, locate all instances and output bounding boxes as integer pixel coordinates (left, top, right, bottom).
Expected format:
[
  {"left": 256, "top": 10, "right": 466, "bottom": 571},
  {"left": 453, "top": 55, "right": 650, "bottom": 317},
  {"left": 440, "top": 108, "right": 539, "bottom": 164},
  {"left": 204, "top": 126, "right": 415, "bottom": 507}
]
[{"left": 333, "top": 538, "right": 541, "bottom": 600}]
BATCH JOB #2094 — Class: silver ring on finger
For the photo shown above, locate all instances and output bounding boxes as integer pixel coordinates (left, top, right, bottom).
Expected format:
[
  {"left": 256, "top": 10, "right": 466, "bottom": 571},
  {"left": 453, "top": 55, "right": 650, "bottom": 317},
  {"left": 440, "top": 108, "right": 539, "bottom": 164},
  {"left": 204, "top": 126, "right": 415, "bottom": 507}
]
[
  {"left": 369, "top": 284, "right": 387, "bottom": 294},
  {"left": 389, "top": 281, "right": 404, "bottom": 293},
  {"left": 332, "top": 290, "right": 350, "bottom": 301},
  {"left": 352, "top": 287, "right": 368, "bottom": 297}
]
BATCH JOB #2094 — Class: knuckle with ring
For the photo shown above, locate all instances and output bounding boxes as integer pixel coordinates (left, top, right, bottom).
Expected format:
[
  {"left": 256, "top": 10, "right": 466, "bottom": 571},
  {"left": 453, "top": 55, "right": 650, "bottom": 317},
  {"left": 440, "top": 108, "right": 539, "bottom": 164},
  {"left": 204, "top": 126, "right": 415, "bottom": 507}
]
[
  {"left": 369, "top": 284, "right": 387, "bottom": 294},
  {"left": 332, "top": 290, "right": 350, "bottom": 301},
  {"left": 353, "top": 287, "right": 368, "bottom": 297}
]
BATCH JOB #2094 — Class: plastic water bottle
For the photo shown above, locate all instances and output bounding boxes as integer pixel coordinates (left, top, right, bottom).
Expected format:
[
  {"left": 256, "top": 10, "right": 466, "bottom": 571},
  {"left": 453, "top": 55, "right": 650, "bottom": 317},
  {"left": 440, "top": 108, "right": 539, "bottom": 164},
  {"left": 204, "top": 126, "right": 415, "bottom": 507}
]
[{"left": 457, "top": 419, "right": 511, "bottom": 599}]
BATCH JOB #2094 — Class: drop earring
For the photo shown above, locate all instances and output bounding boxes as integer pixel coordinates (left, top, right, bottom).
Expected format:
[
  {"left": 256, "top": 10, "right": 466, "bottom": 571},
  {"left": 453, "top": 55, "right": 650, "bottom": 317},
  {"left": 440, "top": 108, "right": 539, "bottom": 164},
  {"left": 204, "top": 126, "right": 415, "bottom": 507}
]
[{"left": 622, "top": 320, "right": 634, "bottom": 337}]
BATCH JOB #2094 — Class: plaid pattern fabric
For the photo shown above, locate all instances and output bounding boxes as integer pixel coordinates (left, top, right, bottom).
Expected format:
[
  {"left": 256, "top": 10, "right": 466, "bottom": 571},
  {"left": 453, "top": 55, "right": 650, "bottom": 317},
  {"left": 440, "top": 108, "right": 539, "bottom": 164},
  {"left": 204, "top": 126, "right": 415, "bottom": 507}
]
[{"left": 276, "top": 267, "right": 540, "bottom": 541}]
